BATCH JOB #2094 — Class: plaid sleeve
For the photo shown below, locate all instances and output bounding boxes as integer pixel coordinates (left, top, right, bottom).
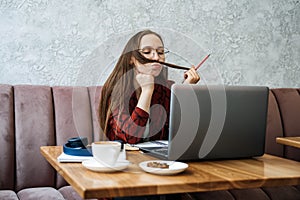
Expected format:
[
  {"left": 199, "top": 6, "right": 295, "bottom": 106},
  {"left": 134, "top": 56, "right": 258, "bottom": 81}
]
[{"left": 106, "top": 107, "right": 149, "bottom": 144}]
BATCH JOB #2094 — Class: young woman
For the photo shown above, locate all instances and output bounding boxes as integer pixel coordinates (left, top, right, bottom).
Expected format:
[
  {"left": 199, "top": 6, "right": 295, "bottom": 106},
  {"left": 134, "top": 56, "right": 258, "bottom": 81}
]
[{"left": 99, "top": 29, "right": 200, "bottom": 144}]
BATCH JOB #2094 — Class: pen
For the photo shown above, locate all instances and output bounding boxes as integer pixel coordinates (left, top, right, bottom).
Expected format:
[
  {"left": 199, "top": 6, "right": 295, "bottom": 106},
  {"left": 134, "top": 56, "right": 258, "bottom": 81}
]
[{"left": 195, "top": 54, "right": 210, "bottom": 70}]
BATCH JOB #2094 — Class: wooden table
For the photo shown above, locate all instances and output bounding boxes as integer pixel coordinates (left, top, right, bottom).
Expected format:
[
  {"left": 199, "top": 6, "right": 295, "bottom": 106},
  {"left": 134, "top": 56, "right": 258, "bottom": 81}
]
[
  {"left": 40, "top": 146, "right": 300, "bottom": 199},
  {"left": 276, "top": 137, "right": 300, "bottom": 149}
]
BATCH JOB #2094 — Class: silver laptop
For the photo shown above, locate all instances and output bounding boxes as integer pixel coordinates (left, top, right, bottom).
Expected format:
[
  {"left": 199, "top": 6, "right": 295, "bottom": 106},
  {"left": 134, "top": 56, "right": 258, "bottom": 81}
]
[{"left": 140, "top": 84, "right": 269, "bottom": 161}]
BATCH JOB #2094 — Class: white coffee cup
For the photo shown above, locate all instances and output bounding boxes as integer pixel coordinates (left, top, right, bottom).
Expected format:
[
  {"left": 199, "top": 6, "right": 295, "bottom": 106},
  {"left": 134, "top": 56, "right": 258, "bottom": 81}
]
[{"left": 92, "top": 141, "right": 121, "bottom": 166}]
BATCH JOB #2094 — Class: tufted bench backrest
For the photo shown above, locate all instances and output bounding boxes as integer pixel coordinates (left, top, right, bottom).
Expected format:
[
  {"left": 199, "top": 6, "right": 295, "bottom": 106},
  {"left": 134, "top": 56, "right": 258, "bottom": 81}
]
[
  {"left": 0, "top": 84, "right": 103, "bottom": 192},
  {"left": 265, "top": 88, "right": 300, "bottom": 161}
]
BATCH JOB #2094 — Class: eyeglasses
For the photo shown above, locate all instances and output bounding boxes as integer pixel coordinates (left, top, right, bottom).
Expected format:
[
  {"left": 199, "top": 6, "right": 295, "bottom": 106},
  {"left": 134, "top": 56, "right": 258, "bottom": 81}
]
[{"left": 138, "top": 47, "right": 170, "bottom": 58}]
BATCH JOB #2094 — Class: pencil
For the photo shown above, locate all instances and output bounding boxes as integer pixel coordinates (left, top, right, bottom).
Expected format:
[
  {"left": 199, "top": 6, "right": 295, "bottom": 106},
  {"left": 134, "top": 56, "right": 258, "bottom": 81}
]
[{"left": 195, "top": 54, "right": 210, "bottom": 70}]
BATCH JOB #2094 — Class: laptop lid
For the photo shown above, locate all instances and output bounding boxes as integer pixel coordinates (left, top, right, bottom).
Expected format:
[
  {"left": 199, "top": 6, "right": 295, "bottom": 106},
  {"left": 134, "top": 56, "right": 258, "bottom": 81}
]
[{"left": 165, "top": 84, "right": 269, "bottom": 161}]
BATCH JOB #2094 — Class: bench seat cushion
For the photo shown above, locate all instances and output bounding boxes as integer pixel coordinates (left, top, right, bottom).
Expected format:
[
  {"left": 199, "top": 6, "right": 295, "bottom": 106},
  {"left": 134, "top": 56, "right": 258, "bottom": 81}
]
[
  {"left": 184, "top": 185, "right": 300, "bottom": 200},
  {"left": 262, "top": 186, "right": 300, "bottom": 200},
  {"left": 0, "top": 190, "right": 19, "bottom": 200},
  {"left": 17, "top": 187, "right": 65, "bottom": 200},
  {"left": 59, "top": 186, "right": 99, "bottom": 200}
]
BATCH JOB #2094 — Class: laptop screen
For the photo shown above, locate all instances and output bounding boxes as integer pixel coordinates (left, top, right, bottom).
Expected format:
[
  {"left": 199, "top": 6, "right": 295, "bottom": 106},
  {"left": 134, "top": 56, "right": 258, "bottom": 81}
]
[{"left": 167, "top": 84, "right": 269, "bottom": 161}]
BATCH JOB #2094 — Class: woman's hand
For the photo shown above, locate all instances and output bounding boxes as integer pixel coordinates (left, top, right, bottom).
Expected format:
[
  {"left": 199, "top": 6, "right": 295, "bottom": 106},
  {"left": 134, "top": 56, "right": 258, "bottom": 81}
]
[
  {"left": 183, "top": 66, "right": 200, "bottom": 84},
  {"left": 135, "top": 70, "right": 154, "bottom": 114},
  {"left": 135, "top": 71, "right": 155, "bottom": 93}
]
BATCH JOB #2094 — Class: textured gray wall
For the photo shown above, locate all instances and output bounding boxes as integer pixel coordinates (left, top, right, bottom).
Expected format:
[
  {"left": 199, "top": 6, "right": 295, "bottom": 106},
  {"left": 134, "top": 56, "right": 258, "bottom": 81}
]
[{"left": 0, "top": 0, "right": 299, "bottom": 87}]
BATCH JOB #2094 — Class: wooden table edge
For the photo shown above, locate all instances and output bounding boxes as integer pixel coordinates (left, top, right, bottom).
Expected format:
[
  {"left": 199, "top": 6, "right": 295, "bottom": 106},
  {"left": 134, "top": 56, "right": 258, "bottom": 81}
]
[
  {"left": 276, "top": 137, "right": 300, "bottom": 149},
  {"left": 40, "top": 146, "right": 300, "bottom": 199}
]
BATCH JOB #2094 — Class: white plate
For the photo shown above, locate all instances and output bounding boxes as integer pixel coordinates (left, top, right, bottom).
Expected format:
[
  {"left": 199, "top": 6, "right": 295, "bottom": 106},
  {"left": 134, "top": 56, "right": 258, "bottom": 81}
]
[
  {"left": 82, "top": 158, "right": 130, "bottom": 172},
  {"left": 139, "top": 160, "right": 188, "bottom": 175}
]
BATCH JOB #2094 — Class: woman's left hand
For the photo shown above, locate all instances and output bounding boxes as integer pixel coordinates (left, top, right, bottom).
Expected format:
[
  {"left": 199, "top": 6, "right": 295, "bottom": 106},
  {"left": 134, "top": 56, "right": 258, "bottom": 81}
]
[{"left": 183, "top": 66, "right": 200, "bottom": 84}]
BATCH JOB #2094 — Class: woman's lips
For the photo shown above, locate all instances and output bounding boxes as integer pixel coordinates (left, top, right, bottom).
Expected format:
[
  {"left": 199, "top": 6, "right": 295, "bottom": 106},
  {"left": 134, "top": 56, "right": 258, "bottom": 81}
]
[{"left": 151, "top": 63, "right": 162, "bottom": 69}]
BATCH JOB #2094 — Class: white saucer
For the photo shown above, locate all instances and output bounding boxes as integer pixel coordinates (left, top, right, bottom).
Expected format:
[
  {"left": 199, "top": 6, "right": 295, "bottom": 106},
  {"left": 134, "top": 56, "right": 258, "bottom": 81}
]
[
  {"left": 82, "top": 158, "right": 130, "bottom": 172},
  {"left": 139, "top": 160, "right": 188, "bottom": 175}
]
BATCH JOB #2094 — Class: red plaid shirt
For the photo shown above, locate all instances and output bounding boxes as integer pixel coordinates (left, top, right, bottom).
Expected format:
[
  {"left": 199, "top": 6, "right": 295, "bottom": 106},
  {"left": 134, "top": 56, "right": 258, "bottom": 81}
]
[{"left": 106, "top": 80, "right": 174, "bottom": 144}]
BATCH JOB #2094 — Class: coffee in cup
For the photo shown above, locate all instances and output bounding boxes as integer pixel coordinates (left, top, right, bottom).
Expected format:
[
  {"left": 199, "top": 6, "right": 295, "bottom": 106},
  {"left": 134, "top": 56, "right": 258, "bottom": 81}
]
[{"left": 92, "top": 141, "right": 121, "bottom": 166}]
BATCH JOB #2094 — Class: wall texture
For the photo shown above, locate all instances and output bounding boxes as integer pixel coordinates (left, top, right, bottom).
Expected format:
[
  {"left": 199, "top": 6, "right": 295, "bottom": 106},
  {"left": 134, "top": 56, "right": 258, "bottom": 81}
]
[{"left": 0, "top": 0, "right": 299, "bottom": 87}]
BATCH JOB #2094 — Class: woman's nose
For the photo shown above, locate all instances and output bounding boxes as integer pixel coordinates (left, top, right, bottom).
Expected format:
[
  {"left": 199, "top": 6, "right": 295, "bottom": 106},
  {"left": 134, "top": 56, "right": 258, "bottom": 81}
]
[{"left": 151, "top": 50, "right": 159, "bottom": 60}]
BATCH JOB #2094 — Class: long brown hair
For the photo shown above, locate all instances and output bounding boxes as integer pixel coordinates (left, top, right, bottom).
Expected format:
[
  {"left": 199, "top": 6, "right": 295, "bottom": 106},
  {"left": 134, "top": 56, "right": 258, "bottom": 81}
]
[{"left": 99, "top": 29, "right": 167, "bottom": 135}]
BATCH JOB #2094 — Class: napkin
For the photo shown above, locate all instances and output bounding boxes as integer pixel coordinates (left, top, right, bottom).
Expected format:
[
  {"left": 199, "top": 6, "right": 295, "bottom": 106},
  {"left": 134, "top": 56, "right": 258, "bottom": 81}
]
[
  {"left": 57, "top": 152, "right": 92, "bottom": 162},
  {"left": 57, "top": 149, "right": 127, "bottom": 163}
]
